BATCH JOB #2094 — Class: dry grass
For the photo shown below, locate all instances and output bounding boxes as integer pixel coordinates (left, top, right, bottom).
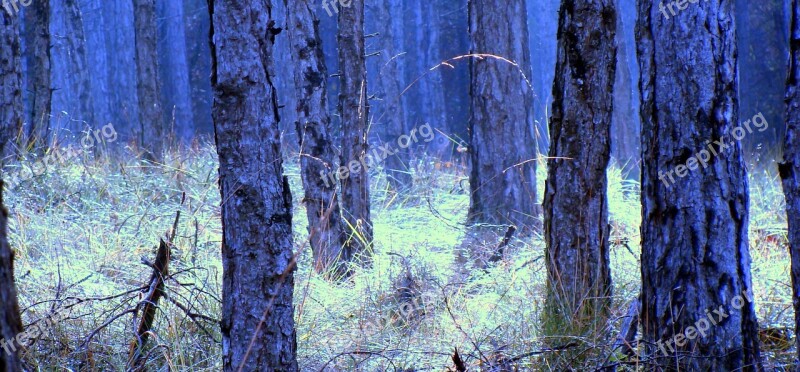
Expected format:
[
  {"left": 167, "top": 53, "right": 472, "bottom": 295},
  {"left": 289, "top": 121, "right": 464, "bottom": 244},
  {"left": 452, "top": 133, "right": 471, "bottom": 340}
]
[{"left": 3, "top": 140, "right": 794, "bottom": 371}]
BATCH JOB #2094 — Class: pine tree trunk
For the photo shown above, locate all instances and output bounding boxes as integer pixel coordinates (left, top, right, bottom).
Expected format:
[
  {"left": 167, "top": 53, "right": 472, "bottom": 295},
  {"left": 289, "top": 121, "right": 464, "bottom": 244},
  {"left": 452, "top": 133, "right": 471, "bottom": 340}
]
[
  {"left": 157, "top": 0, "right": 194, "bottom": 142},
  {"left": 49, "top": 0, "right": 94, "bottom": 136},
  {"left": 467, "top": 0, "right": 539, "bottom": 230},
  {"left": 779, "top": 0, "right": 800, "bottom": 363},
  {"left": 367, "top": 0, "right": 411, "bottom": 191},
  {"left": 133, "top": 0, "right": 165, "bottom": 161},
  {"left": 81, "top": 0, "right": 113, "bottom": 135},
  {"left": 542, "top": 0, "right": 616, "bottom": 354},
  {"left": 610, "top": 1, "right": 641, "bottom": 176},
  {"left": 1, "top": 8, "right": 22, "bottom": 159},
  {"left": 22, "top": 0, "right": 51, "bottom": 147},
  {"left": 338, "top": 0, "right": 373, "bottom": 254},
  {"left": 0, "top": 11, "right": 24, "bottom": 370},
  {"left": 636, "top": 0, "right": 763, "bottom": 369},
  {"left": 284, "top": 0, "right": 350, "bottom": 277},
  {"left": 102, "top": 0, "right": 137, "bottom": 140},
  {"left": 209, "top": 0, "right": 298, "bottom": 369}
]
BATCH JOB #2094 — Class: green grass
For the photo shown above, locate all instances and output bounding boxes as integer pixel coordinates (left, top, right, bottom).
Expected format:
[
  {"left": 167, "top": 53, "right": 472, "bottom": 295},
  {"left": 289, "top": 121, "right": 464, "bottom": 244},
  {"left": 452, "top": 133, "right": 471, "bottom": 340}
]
[{"left": 4, "top": 141, "right": 794, "bottom": 370}]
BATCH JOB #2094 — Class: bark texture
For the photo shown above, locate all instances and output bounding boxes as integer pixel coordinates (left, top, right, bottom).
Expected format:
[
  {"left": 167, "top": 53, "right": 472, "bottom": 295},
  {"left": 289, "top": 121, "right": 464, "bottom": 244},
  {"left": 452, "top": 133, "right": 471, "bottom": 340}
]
[
  {"left": 209, "top": 0, "right": 298, "bottom": 369},
  {"left": 337, "top": 0, "right": 373, "bottom": 254},
  {"left": 1, "top": 7, "right": 22, "bottom": 159},
  {"left": 543, "top": 0, "right": 616, "bottom": 347},
  {"left": 133, "top": 0, "right": 165, "bottom": 161},
  {"left": 22, "top": 0, "right": 51, "bottom": 147},
  {"left": 284, "top": 0, "right": 349, "bottom": 277},
  {"left": 467, "top": 0, "right": 539, "bottom": 230},
  {"left": 779, "top": 0, "right": 800, "bottom": 363},
  {"left": 636, "top": 0, "right": 763, "bottom": 369},
  {"left": 0, "top": 10, "right": 24, "bottom": 371}
]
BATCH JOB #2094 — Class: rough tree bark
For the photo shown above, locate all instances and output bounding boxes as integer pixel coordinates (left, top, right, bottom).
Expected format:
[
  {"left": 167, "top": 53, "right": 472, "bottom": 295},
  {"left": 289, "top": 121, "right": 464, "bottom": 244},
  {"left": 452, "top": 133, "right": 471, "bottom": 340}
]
[
  {"left": 779, "top": 0, "right": 800, "bottom": 363},
  {"left": 1, "top": 8, "right": 22, "bottom": 159},
  {"left": 22, "top": 0, "right": 51, "bottom": 148},
  {"left": 542, "top": 0, "right": 616, "bottom": 353},
  {"left": 284, "top": 0, "right": 349, "bottom": 277},
  {"left": 338, "top": 0, "right": 373, "bottom": 255},
  {"left": 209, "top": 0, "right": 298, "bottom": 369},
  {"left": 467, "top": 0, "right": 539, "bottom": 230},
  {"left": 0, "top": 10, "right": 24, "bottom": 371},
  {"left": 133, "top": 0, "right": 165, "bottom": 161},
  {"left": 636, "top": 0, "right": 763, "bottom": 369}
]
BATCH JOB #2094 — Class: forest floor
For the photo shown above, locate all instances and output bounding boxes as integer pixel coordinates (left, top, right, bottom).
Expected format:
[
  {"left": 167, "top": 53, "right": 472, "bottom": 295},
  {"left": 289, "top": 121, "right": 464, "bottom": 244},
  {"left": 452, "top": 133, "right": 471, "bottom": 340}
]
[{"left": 4, "top": 139, "right": 795, "bottom": 371}]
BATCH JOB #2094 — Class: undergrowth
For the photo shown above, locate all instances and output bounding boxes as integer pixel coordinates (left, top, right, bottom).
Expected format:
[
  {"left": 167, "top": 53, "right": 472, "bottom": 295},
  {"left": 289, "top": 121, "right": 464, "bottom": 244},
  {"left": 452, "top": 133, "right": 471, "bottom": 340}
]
[{"left": 3, "top": 140, "right": 793, "bottom": 371}]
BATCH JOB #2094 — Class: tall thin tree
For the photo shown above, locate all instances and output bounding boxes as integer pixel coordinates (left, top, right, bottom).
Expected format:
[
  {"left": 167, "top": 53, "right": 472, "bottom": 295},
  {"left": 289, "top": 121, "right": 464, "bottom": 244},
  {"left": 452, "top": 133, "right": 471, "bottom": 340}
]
[
  {"left": 132, "top": 0, "right": 165, "bottom": 161},
  {"left": 22, "top": 0, "right": 51, "bottom": 148},
  {"left": 209, "top": 0, "right": 298, "bottom": 369},
  {"left": 636, "top": 0, "right": 762, "bottom": 369},
  {"left": 338, "top": 0, "right": 373, "bottom": 255},
  {"left": 284, "top": 0, "right": 349, "bottom": 277},
  {"left": 467, "top": 0, "right": 539, "bottom": 231},
  {"left": 779, "top": 0, "right": 800, "bottom": 362},
  {"left": 0, "top": 7, "right": 24, "bottom": 370},
  {"left": 542, "top": 0, "right": 616, "bottom": 356}
]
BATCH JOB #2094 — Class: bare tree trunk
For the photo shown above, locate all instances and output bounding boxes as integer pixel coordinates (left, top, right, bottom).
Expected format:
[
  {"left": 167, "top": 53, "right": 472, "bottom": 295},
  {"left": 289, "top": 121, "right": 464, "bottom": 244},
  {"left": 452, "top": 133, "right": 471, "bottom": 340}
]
[
  {"left": 780, "top": 0, "right": 800, "bottom": 364},
  {"left": 133, "top": 0, "right": 165, "bottom": 161},
  {"left": 157, "top": 0, "right": 193, "bottom": 142},
  {"left": 0, "top": 12, "right": 23, "bottom": 370},
  {"left": 1, "top": 7, "right": 22, "bottom": 160},
  {"left": 467, "top": 0, "right": 539, "bottom": 231},
  {"left": 338, "top": 0, "right": 373, "bottom": 255},
  {"left": 636, "top": 0, "right": 763, "bottom": 369},
  {"left": 542, "top": 0, "right": 616, "bottom": 359},
  {"left": 367, "top": 0, "right": 411, "bottom": 191},
  {"left": 209, "top": 0, "right": 298, "bottom": 369},
  {"left": 22, "top": 0, "right": 51, "bottom": 148},
  {"left": 284, "top": 0, "right": 349, "bottom": 277},
  {"left": 49, "top": 0, "right": 94, "bottom": 136}
]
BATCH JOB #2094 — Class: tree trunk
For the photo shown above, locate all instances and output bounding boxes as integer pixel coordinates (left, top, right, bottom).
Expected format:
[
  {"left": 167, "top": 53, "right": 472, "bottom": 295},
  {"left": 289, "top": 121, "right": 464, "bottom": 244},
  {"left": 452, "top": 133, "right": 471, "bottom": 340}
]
[
  {"left": 337, "top": 0, "right": 373, "bottom": 255},
  {"left": 157, "top": 0, "right": 194, "bottom": 142},
  {"left": 1, "top": 8, "right": 22, "bottom": 159},
  {"left": 81, "top": 0, "right": 113, "bottom": 137},
  {"left": 49, "top": 0, "right": 94, "bottom": 137},
  {"left": 542, "top": 0, "right": 616, "bottom": 356},
  {"left": 779, "top": 0, "right": 800, "bottom": 363},
  {"left": 636, "top": 0, "right": 763, "bottom": 369},
  {"left": 209, "top": 0, "right": 298, "bottom": 369},
  {"left": 467, "top": 0, "right": 539, "bottom": 230},
  {"left": 133, "top": 0, "right": 165, "bottom": 161},
  {"left": 102, "top": 0, "right": 137, "bottom": 141},
  {"left": 0, "top": 11, "right": 24, "bottom": 370},
  {"left": 22, "top": 0, "right": 51, "bottom": 148},
  {"left": 366, "top": 0, "right": 411, "bottom": 190},
  {"left": 284, "top": 0, "right": 349, "bottom": 277},
  {"left": 610, "top": 0, "right": 641, "bottom": 177},
  {"left": 183, "top": 0, "right": 213, "bottom": 135}
]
